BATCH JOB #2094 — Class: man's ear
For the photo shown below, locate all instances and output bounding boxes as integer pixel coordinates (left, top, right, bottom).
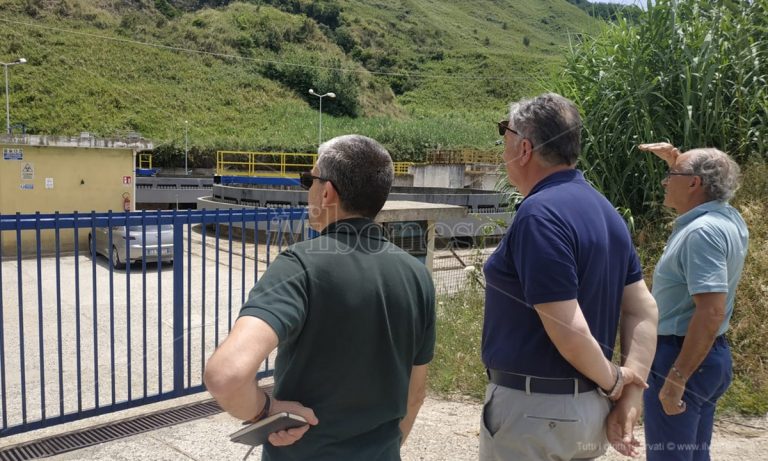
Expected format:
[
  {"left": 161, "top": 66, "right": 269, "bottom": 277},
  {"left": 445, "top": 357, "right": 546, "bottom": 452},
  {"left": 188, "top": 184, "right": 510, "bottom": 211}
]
[
  {"left": 519, "top": 140, "right": 533, "bottom": 166},
  {"left": 689, "top": 175, "right": 701, "bottom": 188},
  {"left": 320, "top": 180, "right": 338, "bottom": 208}
]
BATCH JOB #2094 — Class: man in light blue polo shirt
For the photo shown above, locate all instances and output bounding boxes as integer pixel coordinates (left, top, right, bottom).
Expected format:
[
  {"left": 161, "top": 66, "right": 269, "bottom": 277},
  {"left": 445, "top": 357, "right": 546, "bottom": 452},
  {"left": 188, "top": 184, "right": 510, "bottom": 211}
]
[{"left": 639, "top": 142, "right": 749, "bottom": 461}]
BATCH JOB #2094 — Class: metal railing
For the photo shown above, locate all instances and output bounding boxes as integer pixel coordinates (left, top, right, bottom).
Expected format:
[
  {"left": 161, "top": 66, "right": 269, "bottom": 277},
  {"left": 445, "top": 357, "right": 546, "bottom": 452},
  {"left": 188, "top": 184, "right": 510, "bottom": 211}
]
[
  {"left": 216, "top": 151, "right": 415, "bottom": 177},
  {"left": 0, "top": 208, "right": 309, "bottom": 436},
  {"left": 426, "top": 149, "right": 498, "bottom": 165},
  {"left": 393, "top": 162, "right": 415, "bottom": 175},
  {"left": 216, "top": 151, "right": 316, "bottom": 177},
  {"left": 138, "top": 153, "right": 153, "bottom": 169}
]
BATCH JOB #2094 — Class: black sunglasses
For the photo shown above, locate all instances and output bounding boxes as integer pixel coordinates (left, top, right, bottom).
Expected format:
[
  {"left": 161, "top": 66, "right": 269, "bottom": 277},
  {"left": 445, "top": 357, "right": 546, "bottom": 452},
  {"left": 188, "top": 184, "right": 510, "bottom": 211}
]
[
  {"left": 299, "top": 171, "right": 337, "bottom": 191},
  {"left": 498, "top": 120, "right": 522, "bottom": 138},
  {"left": 497, "top": 120, "right": 535, "bottom": 150}
]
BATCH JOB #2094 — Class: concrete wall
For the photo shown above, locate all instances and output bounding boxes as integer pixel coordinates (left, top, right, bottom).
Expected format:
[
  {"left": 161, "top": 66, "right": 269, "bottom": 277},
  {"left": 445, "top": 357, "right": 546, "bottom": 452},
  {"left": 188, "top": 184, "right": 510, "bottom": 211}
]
[
  {"left": 411, "top": 164, "right": 465, "bottom": 189},
  {"left": 1, "top": 143, "right": 135, "bottom": 256},
  {"left": 465, "top": 171, "right": 504, "bottom": 190}
]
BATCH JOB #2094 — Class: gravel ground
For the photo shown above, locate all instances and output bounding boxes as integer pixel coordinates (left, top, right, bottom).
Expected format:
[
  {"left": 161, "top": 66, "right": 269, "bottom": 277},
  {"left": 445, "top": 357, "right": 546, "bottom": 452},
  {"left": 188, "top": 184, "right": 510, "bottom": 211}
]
[{"left": 402, "top": 395, "right": 768, "bottom": 460}]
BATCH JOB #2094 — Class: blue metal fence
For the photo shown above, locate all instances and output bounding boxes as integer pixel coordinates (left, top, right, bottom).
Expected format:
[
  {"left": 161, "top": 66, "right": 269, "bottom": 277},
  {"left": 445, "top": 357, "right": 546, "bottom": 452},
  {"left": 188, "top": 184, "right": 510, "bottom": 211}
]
[{"left": 0, "top": 208, "right": 309, "bottom": 437}]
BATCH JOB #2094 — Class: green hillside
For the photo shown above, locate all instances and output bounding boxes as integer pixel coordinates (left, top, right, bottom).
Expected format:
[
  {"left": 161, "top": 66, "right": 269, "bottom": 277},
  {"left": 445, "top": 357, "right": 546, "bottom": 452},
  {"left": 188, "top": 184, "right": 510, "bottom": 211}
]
[{"left": 0, "top": 0, "right": 600, "bottom": 160}]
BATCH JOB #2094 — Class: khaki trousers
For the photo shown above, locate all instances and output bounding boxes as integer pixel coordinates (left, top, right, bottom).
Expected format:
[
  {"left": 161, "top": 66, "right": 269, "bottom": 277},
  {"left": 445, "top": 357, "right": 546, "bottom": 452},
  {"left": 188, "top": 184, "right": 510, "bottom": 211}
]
[{"left": 479, "top": 383, "right": 610, "bottom": 461}]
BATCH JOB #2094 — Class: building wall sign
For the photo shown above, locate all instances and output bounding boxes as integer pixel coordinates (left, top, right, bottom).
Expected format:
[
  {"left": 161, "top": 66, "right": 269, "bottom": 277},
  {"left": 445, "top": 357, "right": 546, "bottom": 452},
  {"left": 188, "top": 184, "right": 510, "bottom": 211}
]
[
  {"left": 3, "top": 148, "right": 23, "bottom": 160},
  {"left": 21, "top": 162, "right": 34, "bottom": 180}
]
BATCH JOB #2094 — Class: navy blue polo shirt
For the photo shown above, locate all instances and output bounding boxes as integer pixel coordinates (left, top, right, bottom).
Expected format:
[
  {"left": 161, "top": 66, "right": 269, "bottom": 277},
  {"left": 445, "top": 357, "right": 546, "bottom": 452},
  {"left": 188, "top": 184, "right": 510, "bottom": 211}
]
[{"left": 482, "top": 169, "right": 642, "bottom": 379}]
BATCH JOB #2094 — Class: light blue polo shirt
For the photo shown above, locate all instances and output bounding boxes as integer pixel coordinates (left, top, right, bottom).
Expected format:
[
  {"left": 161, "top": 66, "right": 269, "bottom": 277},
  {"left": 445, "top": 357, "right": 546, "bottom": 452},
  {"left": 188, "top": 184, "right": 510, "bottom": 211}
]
[{"left": 652, "top": 201, "right": 749, "bottom": 336}]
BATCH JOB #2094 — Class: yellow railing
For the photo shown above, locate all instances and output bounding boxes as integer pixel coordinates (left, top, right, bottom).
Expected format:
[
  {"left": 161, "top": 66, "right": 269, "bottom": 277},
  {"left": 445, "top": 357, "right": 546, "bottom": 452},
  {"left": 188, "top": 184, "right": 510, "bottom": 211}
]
[
  {"left": 216, "top": 151, "right": 317, "bottom": 177},
  {"left": 394, "top": 162, "right": 415, "bottom": 175},
  {"left": 138, "top": 153, "right": 152, "bottom": 169},
  {"left": 217, "top": 150, "right": 416, "bottom": 177}
]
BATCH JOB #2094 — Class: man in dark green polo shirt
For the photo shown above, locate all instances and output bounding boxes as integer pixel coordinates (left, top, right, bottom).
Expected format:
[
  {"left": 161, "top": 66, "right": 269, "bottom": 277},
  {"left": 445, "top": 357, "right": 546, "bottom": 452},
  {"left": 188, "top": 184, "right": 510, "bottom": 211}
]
[{"left": 204, "top": 134, "right": 436, "bottom": 460}]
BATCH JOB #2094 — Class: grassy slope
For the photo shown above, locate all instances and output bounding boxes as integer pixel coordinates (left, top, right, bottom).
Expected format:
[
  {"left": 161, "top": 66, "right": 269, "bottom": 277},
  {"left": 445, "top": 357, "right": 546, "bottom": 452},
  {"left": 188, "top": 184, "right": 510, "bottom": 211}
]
[{"left": 0, "top": 0, "right": 599, "bottom": 157}]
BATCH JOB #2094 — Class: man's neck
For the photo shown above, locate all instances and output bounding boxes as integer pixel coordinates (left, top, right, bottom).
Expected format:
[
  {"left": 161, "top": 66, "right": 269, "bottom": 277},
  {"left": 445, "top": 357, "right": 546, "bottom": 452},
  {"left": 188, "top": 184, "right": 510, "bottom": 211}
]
[
  {"left": 316, "top": 211, "right": 367, "bottom": 232},
  {"left": 676, "top": 196, "right": 710, "bottom": 215},
  {"left": 520, "top": 164, "right": 573, "bottom": 197}
]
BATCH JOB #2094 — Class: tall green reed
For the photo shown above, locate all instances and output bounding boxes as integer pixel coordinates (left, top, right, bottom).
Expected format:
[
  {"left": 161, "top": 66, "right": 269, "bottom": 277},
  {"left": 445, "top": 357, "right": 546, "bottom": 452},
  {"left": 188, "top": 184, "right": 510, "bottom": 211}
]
[{"left": 554, "top": 0, "right": 768, "bottom": 222}]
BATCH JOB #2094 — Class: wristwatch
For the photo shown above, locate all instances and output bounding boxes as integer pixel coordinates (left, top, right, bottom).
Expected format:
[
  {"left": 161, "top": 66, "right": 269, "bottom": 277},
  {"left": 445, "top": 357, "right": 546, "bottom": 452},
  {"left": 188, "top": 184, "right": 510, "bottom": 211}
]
[{"left": 597, "top": 363, "right": 624, "bottom": 400}]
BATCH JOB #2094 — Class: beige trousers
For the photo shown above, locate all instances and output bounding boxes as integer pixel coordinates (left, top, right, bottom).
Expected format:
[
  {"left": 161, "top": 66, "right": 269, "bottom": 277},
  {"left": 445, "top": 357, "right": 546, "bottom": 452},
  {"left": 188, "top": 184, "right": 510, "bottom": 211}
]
[{"left": 479, "top": 383, "right": 611, "bottom": 461}]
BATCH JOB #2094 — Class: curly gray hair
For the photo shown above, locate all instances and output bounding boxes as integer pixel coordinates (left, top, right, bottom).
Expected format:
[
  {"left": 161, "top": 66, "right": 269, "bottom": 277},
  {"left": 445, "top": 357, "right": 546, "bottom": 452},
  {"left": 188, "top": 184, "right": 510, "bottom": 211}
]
[{"left": 684, "top": 148, "right": 741, "bottom": 202}]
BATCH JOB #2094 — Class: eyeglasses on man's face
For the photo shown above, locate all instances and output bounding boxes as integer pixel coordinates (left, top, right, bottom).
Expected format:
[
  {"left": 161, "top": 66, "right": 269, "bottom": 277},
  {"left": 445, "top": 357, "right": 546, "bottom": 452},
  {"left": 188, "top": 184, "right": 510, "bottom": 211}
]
[
  {"left": 300, "top": 171, "right": 336, "bottom": 191},
  {"left": 497, "top": 120, "right": 535, "bottom": 150},
  {"left": 497, "top": 120, "right": 522, "bottom": 138},
  {"left": 664, "top": 170, "right": 696, "bottom": 180}
]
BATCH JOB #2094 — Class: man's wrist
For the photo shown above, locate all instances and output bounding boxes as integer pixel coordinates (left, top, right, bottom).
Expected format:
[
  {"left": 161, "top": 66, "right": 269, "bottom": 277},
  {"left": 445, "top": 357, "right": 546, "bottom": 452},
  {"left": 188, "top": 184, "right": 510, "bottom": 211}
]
[
  {"left": 597, "top": 363, "right": 623, "bottom": 400},
  {"left": 246, "top": 391, "right": 271, "bottom": 424},
  {"left": 669, "top": 364, "right": 689, "bottom": 382}
]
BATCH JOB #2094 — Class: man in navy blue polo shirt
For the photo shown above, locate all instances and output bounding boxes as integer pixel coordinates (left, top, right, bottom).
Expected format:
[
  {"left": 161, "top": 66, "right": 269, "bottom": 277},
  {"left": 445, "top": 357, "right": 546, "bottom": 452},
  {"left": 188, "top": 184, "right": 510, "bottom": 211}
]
[{"left": 480, "top": 93, "right": 658, "bottom": 460}]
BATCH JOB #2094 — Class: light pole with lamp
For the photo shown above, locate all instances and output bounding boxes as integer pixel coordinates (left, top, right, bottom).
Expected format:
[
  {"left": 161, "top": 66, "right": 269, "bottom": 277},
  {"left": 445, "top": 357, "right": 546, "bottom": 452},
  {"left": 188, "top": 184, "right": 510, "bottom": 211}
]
[
  {"left": 2, "top": 57, "right": 27, "bottom": 135},
  {"left": 184, "top": 120, "right": 189, "bottom": 175},
  {"left": 308, "top": 88, "right": 335, "bottom": 146}
]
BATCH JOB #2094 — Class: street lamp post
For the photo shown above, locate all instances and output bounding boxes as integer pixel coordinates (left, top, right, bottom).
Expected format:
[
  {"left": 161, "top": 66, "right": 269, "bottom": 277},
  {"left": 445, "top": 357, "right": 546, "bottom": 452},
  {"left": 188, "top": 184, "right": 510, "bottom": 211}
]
[
  {"left": 184, "top": 120, "right": 189, "bottom": 175},
  {"left": 308, "top": 89, "right": 336, "bottom": 146},
  {"left": 2, "top": 58, "right": 27, "bottom": 135}
]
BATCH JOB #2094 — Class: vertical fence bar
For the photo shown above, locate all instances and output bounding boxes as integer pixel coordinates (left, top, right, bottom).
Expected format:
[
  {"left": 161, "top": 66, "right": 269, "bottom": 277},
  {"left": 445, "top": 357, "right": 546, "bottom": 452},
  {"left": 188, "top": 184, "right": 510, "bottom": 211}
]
[
  {"left": 15, "top": 214, "right": 27, "bottom": 423},
  {"left": 173, "top": 211, "right": 184, "bottom": 395},
  {"left": 214, "top": 216, "right": 221, "bottom": 346},
  {"left": 141, "top": 211, "right": 148, "bottom": 399},
  {"left": 35, "top": 212, "right": 46, "bottom": 420},
  {"left": 227, "top": 209, "right": 233, "bottom": 329},
  {"left": 73, "top": 212, "right": 82, "bottom": 413},
  {"left": 186, "top": 214, "right": 192, "bottom": 387},
  {"left": 266, "top": 210, "right": 272, "bottom": 267},
  {"left": 200, "top": 210, "right": 207, "bottom": 376},
  {"left": 254, "top": 216, "right": 259, "bottom": 286},
  {"left": 54, "top": 213, "right": 64, "bottom": 418},
  {"left": 240, "top": 210, "right": 246, "bottom": 310},
  {"left": 90, "top": 212, "right": 99, "bottom": 408},
  {"left": 0, "top": 219, "right": 7, "bottom": 430},
  {"left": 125, "top": 216, "right": 132, "bottom": 402},
  {"left": 276, "top": 210, "right": 284, "bottom": 254},
  {"left": 156, "top": 210, "right": 162, "bottom": 392},
  {"left": 107, "top": 213, "right": 116, "bottom": 405}
]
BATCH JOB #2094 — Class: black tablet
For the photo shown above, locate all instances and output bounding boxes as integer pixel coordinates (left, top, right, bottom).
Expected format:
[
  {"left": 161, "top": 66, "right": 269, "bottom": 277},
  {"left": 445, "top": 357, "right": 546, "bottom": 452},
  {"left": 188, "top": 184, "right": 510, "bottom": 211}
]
[{"left": 230, "top": 412, "right": 309, "bottom": 447}]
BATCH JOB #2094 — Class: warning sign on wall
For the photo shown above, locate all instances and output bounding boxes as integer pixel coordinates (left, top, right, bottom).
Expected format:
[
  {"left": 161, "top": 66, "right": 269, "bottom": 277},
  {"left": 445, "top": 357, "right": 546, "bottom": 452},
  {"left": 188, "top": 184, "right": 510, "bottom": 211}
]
[{"left": 21, "top": 162, "right": 34, "bottom": 180}]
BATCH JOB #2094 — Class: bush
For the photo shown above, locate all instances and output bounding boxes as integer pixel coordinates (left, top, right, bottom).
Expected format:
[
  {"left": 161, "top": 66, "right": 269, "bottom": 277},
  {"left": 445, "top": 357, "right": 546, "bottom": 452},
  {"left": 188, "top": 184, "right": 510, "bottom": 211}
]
[
  {"left": 555, "top": 0, "right": 768, "bottom": 221},
  {"left": 429, "top": 287, "right": 486, "bottom": 400}
]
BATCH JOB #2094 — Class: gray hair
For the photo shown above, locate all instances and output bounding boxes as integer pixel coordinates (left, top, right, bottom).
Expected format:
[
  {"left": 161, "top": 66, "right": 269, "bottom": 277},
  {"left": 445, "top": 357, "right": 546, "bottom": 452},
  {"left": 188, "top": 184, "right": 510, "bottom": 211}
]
[
  {"left": 508, "top": 93, "right": 582, "bottom": 166},
  {"left": 316, "top": 134, "right": 394, "bottom": 218},
  {"left": 684, "top": 148, "right": 741, "bottom": 202}
]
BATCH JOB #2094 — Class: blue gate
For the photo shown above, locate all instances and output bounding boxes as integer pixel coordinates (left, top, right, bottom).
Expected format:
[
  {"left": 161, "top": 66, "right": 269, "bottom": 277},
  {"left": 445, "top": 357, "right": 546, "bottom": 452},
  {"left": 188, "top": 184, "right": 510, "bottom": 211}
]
[{"left": 0, "top": 208, "right": 309, "bottom": 436}]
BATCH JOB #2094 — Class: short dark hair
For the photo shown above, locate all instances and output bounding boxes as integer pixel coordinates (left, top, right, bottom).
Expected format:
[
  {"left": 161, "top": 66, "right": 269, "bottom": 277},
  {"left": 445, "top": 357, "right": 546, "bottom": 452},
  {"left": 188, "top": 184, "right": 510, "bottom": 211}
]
[
  {"left": 508, "top": 93, "right": 582, "bottom": 166},
  {"left": 316, "top": 135, "right": 394, "bottom": 218}
]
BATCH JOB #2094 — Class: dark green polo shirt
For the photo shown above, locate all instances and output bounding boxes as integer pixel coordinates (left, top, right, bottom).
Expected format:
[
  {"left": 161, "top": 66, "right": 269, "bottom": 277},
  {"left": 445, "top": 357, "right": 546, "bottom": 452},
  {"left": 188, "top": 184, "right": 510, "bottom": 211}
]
[{"left": 240, "top": 217, "right": 436, "bottom": 461}]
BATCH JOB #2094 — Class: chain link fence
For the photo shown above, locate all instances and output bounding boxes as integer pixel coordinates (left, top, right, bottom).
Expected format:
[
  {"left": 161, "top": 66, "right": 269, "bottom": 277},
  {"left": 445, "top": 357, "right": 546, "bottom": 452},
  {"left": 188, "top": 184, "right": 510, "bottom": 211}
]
[{"left": 432, "top": 246, "right": 496, "bottom": 295}]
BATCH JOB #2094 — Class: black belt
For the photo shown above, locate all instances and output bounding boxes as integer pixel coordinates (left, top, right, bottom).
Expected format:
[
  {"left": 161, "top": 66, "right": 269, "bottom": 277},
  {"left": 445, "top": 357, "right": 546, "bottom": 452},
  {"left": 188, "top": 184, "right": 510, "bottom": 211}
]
[
  {"left": 658, "top": 335, "right": 727, "bottom": 348},
  {"left": 487, "top": 369, "right": 597, "bottom": 395}
]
